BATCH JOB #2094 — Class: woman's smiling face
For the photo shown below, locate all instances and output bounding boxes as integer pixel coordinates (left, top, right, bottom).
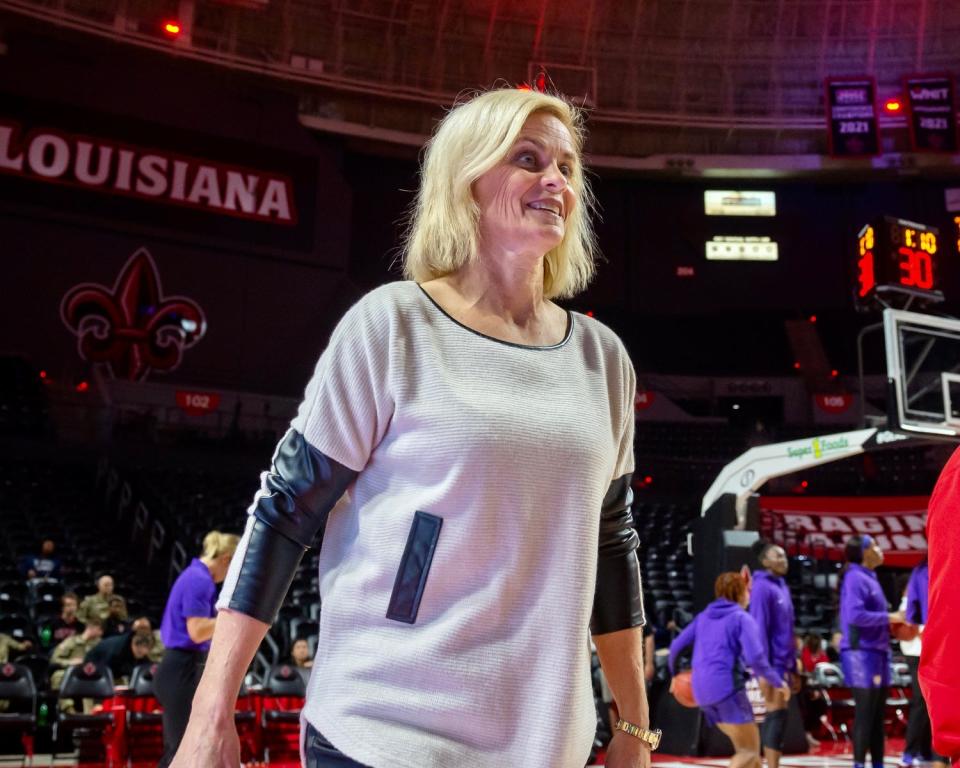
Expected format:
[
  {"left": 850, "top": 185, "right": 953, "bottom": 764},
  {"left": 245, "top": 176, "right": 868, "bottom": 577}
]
[{"left": 471, "top": 112, "right": 578, "bottom": 258}]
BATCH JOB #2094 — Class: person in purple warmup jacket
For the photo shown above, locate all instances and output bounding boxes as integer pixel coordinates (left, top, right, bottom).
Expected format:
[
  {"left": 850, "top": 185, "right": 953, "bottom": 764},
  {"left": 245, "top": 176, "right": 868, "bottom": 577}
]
[
  {"left": 839, "top": 535, "right": 904, "bottom": 768},
  {"left": 901, "top": 558, "right": 948, "bottom": 768},
  {"left": 669, "top": 572, "right": 790, "bottom": 768},
  {"left": 749, "top": 539, "right": 796, "bottom": 768},
  {"left": 153, "top": 531, "right": 239, "bottom": 768}
]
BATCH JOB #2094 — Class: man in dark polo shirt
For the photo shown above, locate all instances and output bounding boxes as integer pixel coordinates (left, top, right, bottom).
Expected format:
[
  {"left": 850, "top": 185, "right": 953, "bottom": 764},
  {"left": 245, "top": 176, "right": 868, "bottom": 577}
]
[{"left": 84, "top": 630, "right": 154, "bottom": 684}]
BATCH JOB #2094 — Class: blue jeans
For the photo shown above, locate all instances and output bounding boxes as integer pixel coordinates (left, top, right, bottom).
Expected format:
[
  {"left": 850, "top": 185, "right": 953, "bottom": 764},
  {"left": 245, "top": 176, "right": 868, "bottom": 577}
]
[{"left": 304, "top": 723, "right": 371, "bottom": 768}]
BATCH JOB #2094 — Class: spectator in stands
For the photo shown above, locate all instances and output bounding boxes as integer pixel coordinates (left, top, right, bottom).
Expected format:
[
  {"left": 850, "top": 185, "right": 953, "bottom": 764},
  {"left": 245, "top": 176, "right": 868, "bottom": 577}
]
[
  {"left": 102, "top": 595, "right": 130, "bottom": 637},
  {"left": 669, "top": 572, "right": 789, "bottom": 768},
  {"left": 839, "top": 535, "right": 903, "bottom": 768},
  {"left": 131, "top": 615, "right": 165, "bottom": 662},
  {"left": 50, "top": 592, "right": 85, "bottom": 644},
  {"left": 171, "top": 88, "right": 653, "bottom": 768},
  {"left": 290, "top": 637, "right": 313, "bottom": 669},
  {"left": 800, "top": 633, "right": 828, "bottom": 673},
  {"left": 826, "top": 631, "right": 842, "bottom": 663},
  {"left": 643, "top": 623, "right": 655, "bottom": 685},
  {"left": 18, "top": 537, "right": 61, "bottom": 579},
  {"left": 919, "top": 445, "right": 960, "bottom": 764},
  {"left": 50, "top": 617, "right": 104, "bottom": 689},
  {"left": 749, "top": 539, "right": 795, "bottom": 768},
  {"left": 900, "top": 558, "right": 947, "bottom": 768},
  {"left": 84, "top": 629, "right": 154, "bottom": 684},
  {"left": 798, "top": 633, "right": 827, "bottom": 749},
  {"left": 77, "top": 573, "right": 121, "bottom": 624},
  {"left": 154, "top": 530, "right": 238, "bottom": 768},
  {"left": 0, "top": 632, "right": 32, "bottom": 663}
]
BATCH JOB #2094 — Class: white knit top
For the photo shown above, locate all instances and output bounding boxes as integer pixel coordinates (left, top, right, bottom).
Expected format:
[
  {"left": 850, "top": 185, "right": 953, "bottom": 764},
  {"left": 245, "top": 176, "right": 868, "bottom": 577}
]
[{"left": 220, "top": 281, "right": 636, "bottom": 768}]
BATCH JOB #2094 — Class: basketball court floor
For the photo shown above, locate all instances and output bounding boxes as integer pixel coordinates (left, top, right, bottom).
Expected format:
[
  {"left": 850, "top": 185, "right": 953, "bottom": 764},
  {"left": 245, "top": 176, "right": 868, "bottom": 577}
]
[
  {"left": 649, "top": 738, "right": 909, "bottom": 767},
  {"left": 10, "top": 737, "right": 913, "bottom": 766}
]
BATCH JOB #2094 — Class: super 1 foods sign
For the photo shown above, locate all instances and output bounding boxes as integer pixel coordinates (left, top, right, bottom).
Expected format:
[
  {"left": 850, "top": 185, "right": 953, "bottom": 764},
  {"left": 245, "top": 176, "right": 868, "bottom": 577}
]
[{"left": 0, "top": 119, "right": 296, "bottom": 225}]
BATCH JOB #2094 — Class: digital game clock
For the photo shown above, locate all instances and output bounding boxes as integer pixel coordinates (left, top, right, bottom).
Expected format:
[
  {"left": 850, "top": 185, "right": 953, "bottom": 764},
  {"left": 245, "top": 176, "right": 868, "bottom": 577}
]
[{"left": 856, "top": 216, "right": 943, "bottom": 309}]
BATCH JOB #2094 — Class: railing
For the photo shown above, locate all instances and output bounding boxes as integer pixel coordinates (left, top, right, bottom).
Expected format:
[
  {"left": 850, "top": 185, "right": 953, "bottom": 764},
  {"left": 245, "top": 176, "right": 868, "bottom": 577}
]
[{"left": 3, "top": 0, "right": 957, "bottom": 134}]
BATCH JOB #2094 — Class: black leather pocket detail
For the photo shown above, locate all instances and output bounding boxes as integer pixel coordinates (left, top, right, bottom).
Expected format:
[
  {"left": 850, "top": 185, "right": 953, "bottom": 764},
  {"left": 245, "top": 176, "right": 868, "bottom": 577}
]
[{"left": 386, "top": 511, "right": 443, "bottom": 624}]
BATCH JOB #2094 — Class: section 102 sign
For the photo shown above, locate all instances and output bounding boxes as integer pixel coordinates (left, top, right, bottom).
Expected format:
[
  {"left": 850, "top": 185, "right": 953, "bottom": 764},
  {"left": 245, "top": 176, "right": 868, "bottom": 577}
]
[
  {"left": 825, "top": 77, "right": 880, "bottom": 157},
  {"left": 176, "top": 390, "right": 221, "bottom": 416}
]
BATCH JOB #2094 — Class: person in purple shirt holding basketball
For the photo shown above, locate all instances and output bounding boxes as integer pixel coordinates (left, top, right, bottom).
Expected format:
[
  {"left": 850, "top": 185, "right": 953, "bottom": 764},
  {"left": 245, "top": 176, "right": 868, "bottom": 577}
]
[
  {"left": 839, "top": 535, "right": 904, "bottom": 768},
  {"left": 669, "top": 572, "right": 790, "bottom": 768},
  {"left": 748, "top": 539, "right": 795, "bottom": 768},
  {"left": 153, "top": 531, "right": 238, "bottom": 768}
]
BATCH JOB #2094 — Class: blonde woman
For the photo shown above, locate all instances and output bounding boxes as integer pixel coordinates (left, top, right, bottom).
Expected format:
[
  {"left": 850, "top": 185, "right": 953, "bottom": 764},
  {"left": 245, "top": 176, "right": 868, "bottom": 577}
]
[
  {"left": 154, "top": 530, "right": 239, "bottom": 767},
  {"left": 171, "top": 87, "right": 653, "bottom": 768}
]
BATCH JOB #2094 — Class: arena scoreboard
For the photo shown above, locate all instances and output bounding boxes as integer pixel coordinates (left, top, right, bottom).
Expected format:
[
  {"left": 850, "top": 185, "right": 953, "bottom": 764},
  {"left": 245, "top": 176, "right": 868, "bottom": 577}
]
[{"left": 856, "top": 216, "right": 942, "bottom": 308}]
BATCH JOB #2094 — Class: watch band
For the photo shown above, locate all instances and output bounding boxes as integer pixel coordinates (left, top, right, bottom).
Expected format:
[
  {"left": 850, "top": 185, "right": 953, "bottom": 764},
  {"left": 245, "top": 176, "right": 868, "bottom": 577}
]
[{"left": 614, "top": 718, "right": 662, "bottom": 751}]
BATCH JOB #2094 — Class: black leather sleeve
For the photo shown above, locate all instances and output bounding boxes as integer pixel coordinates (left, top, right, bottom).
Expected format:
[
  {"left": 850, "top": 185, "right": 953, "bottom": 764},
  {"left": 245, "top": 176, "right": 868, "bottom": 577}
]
[
  {"left": 227, "top": 429, "right": 358, "bottom": 625},
  {"left": 591, "top": 473, "right": 646, "bottom": 634}
]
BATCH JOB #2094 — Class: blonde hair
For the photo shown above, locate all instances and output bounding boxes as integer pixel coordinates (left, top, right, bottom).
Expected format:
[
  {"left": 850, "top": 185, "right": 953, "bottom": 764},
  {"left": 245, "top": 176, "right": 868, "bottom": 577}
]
[
  {"left": 402, "top": 88, "right": 597, "bottom": 300},
  {"left": 202, "top": 531, "right": 240, "bottom": 560}
]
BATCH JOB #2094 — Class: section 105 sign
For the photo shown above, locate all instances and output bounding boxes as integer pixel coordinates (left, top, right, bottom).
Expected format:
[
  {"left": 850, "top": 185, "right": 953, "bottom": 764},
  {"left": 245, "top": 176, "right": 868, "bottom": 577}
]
[{"left": 855, "top": 216, "right": 941, "bottom": 308}]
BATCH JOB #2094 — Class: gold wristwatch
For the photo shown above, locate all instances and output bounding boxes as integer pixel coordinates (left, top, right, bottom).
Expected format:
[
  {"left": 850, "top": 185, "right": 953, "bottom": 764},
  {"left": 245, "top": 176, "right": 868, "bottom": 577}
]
[{"left": 614, "top": 718, "right": 662, "bottom": 750}]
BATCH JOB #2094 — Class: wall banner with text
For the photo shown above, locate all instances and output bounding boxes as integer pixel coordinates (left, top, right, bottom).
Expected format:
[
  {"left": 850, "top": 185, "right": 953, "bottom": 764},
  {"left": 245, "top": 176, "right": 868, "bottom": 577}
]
[{"left": 760, "top": 495, "right": 928, "bottom": 567}]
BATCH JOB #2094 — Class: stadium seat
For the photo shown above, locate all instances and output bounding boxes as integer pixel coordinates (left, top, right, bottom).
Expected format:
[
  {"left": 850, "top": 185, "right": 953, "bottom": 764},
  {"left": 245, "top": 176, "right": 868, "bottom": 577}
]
[
  {"left": 0, "top": 662, "right": 37, "bottom": 764},
  {"left": 809, "top": 662, "right": 855, "bottom": 743},
  {"left": 261, "top": 663, "right": 306, "bottom": 762},
  {"left": 54, "top": 662, "right": 117, "bottom": 764},
  {"left": 125, "top": 662, "right": 164, "bottom": 763}
]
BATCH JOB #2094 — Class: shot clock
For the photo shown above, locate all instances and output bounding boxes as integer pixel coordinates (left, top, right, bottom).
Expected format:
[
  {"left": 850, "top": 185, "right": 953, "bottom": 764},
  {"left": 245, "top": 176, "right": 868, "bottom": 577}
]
[{"left": 855, "top": 216, "right": 943, "bottom": 309}]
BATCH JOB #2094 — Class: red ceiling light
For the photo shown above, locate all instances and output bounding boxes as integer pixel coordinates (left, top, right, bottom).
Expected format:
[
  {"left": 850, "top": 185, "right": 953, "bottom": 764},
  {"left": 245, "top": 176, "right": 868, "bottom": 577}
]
[
  {"left": 831, "top": 369, "right": 839, "bottom": 377},
  {"left": 163, "top": 20, "right": 182, "bottom": 37},
  {"left": 39, "top": 370, "right": 47, "bottom": 379},
  {"left": 884, "top": 99, "right": 903, "bottom": 113},
  {"left": 808, "top": 314, "right": 817, "bottom": 323},
  {"left": 75, "top": 380, "right": 89, "bottom": 393},
  {"left": 586, "top": 310, "right": 594, "bottom": 317},
  {"left": 793, "top": 361, "right": 801, "bottom": 370}
]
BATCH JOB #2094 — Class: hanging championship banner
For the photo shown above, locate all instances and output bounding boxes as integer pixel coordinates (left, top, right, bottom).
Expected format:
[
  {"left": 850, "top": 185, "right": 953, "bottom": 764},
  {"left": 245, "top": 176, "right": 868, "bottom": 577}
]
[
  {"left": 825, "top": 78, "right": 880, "bottom": 157},
  {"left": 905, "top": 74, "right": 958, "bottom": 153},
  {"left": 759, "top": 495, "right": 928, "bottom": 567}
]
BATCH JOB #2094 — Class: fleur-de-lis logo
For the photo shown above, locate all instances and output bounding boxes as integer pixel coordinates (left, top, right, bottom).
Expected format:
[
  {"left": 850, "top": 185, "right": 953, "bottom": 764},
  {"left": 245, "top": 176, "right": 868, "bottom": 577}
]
[{"left": 61, "top": 248, "right": 207, "bottom": 382}]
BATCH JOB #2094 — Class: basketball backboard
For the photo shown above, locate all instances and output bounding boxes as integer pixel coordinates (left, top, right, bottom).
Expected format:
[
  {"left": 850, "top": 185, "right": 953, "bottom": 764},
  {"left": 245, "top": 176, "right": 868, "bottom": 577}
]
[{"left": 884, "top": 308, "right": 960, "bottom": 438}]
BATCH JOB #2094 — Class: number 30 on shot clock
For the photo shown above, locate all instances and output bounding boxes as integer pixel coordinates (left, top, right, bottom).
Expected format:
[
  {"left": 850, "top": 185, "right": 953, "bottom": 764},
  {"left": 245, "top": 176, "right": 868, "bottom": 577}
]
[{"left": 856, "top": 216, "right": 941, "bottom": 308}]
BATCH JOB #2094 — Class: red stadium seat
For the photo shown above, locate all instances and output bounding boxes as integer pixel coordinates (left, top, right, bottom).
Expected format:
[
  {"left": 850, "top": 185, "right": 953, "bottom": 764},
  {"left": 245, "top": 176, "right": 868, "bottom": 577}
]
[
  {"left": 260, "top": 664, "right": 306, "bottom": 762},
  {"left": 810, "top": 662, "right": 855, "bottom": 743}
]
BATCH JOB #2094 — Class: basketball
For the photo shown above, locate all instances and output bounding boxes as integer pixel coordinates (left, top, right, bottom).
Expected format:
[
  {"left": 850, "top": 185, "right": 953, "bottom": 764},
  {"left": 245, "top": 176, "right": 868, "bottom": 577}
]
[
  {"left": 671, "top": 670, "right": 697, "bottom": 708},
  {"left": 891, "top": 622, "right": 920, "bottom": 641}
]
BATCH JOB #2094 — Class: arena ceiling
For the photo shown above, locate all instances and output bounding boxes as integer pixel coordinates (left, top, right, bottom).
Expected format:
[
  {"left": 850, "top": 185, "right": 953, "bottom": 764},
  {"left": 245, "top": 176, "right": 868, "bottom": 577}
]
[{"left": 2, "top": 0, "right": 960, "bottom": 164}]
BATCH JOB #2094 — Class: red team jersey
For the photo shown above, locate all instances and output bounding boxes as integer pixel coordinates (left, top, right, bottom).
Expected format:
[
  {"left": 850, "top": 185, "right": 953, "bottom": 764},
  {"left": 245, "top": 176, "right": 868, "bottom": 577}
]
[{"left": 919, "top": 446, "right": 960, "bottom": 760}]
